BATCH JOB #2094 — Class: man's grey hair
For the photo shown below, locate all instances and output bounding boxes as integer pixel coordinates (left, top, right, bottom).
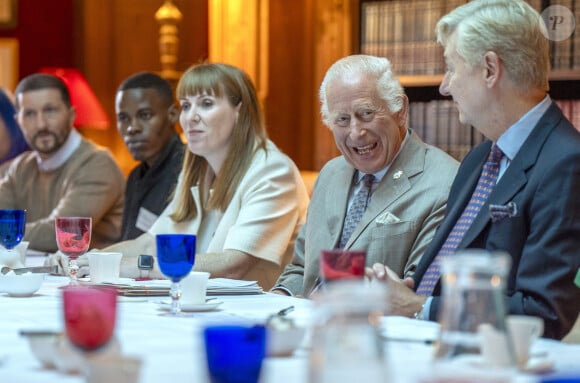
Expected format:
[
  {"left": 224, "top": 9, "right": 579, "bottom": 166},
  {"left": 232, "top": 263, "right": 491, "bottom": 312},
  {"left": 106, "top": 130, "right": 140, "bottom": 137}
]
[
  {"left": 436, "top": 0, "right": 550, "bottom": 91},
  {"left": 319, "top": 55, "right": 405, "bottom": 127}
]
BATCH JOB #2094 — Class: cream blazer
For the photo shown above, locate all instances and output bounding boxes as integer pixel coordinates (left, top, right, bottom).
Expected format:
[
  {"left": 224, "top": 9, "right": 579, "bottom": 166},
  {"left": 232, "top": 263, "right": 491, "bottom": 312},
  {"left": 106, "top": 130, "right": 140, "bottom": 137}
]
[{"left": 149, "top": 140, "right": 309, "bottom": 289}]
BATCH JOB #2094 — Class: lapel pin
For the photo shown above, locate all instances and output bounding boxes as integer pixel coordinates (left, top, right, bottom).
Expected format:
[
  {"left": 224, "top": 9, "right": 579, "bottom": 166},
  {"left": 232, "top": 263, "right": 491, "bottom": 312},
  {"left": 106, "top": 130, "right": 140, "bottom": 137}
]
[{"left": 393, "top": 170, "right": 403, "bottom": 179}]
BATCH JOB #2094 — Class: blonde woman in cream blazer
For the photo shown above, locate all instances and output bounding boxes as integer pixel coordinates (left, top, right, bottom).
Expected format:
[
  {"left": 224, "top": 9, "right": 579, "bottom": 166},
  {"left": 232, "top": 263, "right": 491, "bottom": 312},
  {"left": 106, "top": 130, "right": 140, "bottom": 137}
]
[{"left": 112, "top": 139, "right": 309, "bottom": 290}]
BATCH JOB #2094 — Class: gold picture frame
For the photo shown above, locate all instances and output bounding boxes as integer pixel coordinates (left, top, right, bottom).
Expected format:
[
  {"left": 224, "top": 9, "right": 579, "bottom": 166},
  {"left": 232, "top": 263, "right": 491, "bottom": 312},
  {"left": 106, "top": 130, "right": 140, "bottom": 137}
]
[
  {"left": 0, "top": 38, "right": 18, "bottom": 91},
  {"left": 0, "top": 0, "right": 17, "bottom": 29}
]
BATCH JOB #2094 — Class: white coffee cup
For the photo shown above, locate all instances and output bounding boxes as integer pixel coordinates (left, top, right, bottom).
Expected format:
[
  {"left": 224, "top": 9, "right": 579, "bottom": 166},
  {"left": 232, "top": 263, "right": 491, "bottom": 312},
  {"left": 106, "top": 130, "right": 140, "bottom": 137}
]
[
  {"left": 180, "top": 271, "right": 210, "bottom": 305},
  {"left": 15, "top": 241, "right": 29, "bottom": 266},
  {"left": 87, "top": 252, "right": 123, "bottom": 283},
  {"left": 0, "top": 241, "right": 29, "bottom": 269},
  {"left": 478, "top": 323, "right": 515, "bottom": 368},
  {"left": 507, "top": 315, "right": 544, "bottom": 367}
]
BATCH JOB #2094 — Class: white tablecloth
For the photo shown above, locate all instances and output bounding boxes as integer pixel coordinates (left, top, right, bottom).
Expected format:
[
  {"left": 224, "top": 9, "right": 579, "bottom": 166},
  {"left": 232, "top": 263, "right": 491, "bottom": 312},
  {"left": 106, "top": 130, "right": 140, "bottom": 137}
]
[{"left": 1, "top": 274, "right": 579, "bottom": 383}]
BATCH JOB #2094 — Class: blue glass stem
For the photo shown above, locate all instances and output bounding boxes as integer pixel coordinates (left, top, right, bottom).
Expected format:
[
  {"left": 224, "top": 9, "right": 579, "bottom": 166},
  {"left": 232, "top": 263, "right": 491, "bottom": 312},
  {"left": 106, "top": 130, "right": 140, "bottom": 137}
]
[{"left": 170, "top": 281, "right": 182, "bottom": 315}]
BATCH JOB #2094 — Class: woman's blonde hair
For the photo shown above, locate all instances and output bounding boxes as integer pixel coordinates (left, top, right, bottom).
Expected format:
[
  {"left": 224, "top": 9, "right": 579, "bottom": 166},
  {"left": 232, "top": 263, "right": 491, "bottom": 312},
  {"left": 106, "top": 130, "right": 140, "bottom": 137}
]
[{"left": 171, "top": 63, "right": 268, "bottom": 222}]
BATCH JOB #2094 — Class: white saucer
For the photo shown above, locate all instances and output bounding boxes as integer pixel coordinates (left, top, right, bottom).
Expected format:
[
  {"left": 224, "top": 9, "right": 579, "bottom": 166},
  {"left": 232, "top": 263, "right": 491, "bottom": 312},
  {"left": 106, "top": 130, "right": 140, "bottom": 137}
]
[
  {"left": 78, "top": 277, "right": 133, "bottom": 284},
  {"left": 521, "top": 357, "right": 554, "bottom": 373},
  {"left": 157, "top": 300, "right": 223, "bottom": 312},
  {"left": 460, "top": 354, "right": 554, "bottom": 374}
]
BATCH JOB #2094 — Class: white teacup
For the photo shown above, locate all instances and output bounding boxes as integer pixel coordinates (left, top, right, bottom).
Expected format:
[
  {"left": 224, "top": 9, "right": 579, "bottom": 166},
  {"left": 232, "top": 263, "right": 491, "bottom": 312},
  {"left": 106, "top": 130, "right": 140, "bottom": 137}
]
[
  {"left": 0, "top": 241, "right": 29, "bottom": 269},
  {"left": 15, "top": 241, "right": 29, "bottom": 265},
  {"left": 181, "top": 271, "right": 210, "bottom": 305},
  {"left": 478, "top": 323, "right": 515, "bottom": 368},
  {"left": 87, "top": 252, "right": 122, "bottom": 283},
  {"left": 507, "top": 315, "right": 544, "bottom": 367}
]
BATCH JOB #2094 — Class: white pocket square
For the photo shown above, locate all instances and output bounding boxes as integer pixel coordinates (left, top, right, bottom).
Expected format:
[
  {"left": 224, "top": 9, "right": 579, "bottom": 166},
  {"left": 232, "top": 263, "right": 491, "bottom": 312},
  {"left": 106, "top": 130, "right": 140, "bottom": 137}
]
[{"left": 376, "top": 211, "right": 401, "bottom": 224}]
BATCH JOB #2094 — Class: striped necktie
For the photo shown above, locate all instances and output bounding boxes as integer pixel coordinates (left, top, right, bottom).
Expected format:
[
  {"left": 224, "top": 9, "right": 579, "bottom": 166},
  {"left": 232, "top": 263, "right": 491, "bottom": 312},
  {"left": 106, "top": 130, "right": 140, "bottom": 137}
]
[
  {"left": 416, "top": 145, "right": 503, "bottom": 296},
  {"left": 338, "top": 174, "right": 375, "bottom": 248}
]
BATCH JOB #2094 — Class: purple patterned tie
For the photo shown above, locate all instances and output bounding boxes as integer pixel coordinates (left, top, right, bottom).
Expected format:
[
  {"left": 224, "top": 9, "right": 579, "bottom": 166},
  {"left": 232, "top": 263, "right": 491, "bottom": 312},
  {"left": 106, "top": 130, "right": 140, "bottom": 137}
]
[
  {"left": 338, "top": 174, "right": 375, "bottom": 248},
  {"left": 416, "top": 145, "right": 503, "bottom": 296}
]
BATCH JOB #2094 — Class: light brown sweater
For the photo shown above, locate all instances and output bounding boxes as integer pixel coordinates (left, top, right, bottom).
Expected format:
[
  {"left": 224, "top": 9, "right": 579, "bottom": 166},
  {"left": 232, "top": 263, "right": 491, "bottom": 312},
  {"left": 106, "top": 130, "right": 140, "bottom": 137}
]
[{"left": 0, "top": 139, "right": 125, "bottom": 252}]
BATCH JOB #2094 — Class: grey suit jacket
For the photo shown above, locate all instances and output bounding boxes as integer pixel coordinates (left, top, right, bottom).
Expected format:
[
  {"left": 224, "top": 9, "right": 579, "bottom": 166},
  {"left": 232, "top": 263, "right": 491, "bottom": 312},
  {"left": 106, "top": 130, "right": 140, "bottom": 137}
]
[{"left": 275, "top": 130, "right": 459, "bottom": 296}]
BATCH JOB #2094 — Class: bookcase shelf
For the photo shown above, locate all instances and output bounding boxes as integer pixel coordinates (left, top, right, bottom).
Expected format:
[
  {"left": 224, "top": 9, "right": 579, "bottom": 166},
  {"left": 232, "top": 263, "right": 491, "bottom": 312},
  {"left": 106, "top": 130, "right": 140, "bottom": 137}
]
[
  {"left": 548, "top": 70, "right": 580, "bottom": 82},
  {"left": 400, "top": 73, "right": 580, "bottom": 88},
  {"left": 399, "top": 75, "right": 443, "bottom": 87}
]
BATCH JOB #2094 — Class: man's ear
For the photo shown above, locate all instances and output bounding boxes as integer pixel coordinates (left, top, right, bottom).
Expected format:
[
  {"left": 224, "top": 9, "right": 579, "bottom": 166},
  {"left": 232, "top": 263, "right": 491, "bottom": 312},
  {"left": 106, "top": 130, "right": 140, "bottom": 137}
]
[
  {"left": 483, "top": 51, "right": 501, "bottom": 87},
  {"left": 168, "top": 103, "right": 179, "bottom": 124},
  {"left": 68, "top": 105, "right": 77, "bottom": 128},
  {"left": 397, "top": 95, "right": 409, "bottom": 126}
]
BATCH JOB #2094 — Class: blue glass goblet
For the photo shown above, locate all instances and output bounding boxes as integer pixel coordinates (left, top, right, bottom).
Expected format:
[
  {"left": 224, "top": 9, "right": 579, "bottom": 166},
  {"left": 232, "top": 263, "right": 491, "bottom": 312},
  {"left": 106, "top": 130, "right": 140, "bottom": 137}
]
[
  {"left": 156, "top": 234, "right": 196, "bottom": 316},
  {"left": 204, "top": 325, "right": 266, "bottom": 383},
  {"left": 0, "top": 209, "right": 26, "bottom": 250}
]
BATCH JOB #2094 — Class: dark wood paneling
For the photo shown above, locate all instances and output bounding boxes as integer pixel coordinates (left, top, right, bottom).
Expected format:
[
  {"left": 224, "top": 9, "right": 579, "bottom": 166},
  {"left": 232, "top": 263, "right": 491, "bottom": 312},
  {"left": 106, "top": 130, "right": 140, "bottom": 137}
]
[
  {"left": 267, "top": 0, "right": 316, "bottom": 170},
  {"left": 75, "top": 0, "right": 209, "bottom": 175},
  {"left": 0, "top": 0, "right": 75, "bottom": 80}
]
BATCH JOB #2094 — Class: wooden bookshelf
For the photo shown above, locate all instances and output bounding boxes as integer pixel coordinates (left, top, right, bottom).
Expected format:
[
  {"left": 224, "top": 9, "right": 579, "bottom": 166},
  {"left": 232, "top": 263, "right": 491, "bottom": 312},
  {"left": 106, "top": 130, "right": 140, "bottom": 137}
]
[
  {"left": 358, "top": 0, "right": 580, "bottom": 159},
  {"left": 548, "top": 70, "right": 580, "bottom": 82}
]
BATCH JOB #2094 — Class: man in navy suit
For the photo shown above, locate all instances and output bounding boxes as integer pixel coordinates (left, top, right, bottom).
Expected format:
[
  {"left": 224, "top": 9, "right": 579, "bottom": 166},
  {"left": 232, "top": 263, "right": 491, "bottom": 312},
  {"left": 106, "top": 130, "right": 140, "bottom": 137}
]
[{"left": 368, "top": 0, "right": 580, "bottom": 340}]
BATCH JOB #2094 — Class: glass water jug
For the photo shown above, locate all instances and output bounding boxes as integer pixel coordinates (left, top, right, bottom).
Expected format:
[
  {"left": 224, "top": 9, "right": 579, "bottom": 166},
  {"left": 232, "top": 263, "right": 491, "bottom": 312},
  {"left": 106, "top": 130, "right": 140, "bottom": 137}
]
[
  {"left": 433, "top": 249, "right": 516, "bottom": 368},
  {"left": 308, "top": 280, "right": 389, "bottom": 383}
]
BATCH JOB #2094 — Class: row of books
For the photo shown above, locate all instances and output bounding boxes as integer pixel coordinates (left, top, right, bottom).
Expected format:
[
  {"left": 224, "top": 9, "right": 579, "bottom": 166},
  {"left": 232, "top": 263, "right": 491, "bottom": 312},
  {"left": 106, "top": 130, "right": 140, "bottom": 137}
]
[
  {"left": 360, "top": 0, "right": 452, "bottom": 75},
  {"left": 555, "top": 99, "right": 580, "bottom": 132},
  {"left": 548, "top": 0, "right": 580, "bottom": 71},
  {"left": 409, "top": 99, "right": 580, "bottom": 161},
  {"left": 407, "top": 100, "right": 485, "bottom": 161},
  {"left": 360, "top": 0, "right": 580, "bottom": 75}
]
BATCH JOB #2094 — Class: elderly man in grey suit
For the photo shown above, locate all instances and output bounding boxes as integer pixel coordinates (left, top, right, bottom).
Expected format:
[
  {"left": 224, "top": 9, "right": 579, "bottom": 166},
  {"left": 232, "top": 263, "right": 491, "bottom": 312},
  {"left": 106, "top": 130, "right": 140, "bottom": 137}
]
[{"left": 272, "top": 54, "right": 459, "bottom": 297}]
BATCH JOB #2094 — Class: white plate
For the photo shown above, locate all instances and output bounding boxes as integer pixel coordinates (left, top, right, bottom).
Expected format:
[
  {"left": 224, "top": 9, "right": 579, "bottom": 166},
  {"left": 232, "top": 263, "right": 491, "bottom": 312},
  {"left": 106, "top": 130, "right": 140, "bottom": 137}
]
[
  {"left": 157, "top": 300, "right": 223, "bottom": 312},
  {"left": 117, "top": 296, "right": 148, "bottom": 303}
]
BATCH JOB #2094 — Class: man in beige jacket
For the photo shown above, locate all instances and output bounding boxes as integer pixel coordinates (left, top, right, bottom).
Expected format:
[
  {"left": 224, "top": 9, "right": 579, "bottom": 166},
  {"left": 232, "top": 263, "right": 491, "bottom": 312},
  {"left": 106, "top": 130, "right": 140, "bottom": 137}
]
[{"left": 0, "top": 73, "right": 125, "bottom": 253}]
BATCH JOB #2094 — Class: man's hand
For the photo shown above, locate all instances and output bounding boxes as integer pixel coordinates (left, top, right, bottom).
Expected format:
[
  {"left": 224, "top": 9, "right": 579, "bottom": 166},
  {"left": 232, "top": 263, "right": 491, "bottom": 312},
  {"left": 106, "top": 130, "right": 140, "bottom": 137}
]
[
  {"left": 270, "top": 288, "right": 291, "bottom": 296},
  {"left": 44, "top": 251, "right": 67, "bottom": 275},
  {"left": 365, "top": 262, "right": 425, "bottom": 317},
  {"left": 365, "top": 263, "right": 402, "bottom": 282},
  {"left": 76, "top": 254, "right": 90, "bottom": 277},
  {"left": 44, "top": 251, "right": 89, "bottom": 277},
  {"left": 386, "top": 275, "right": 426, "bottom": 317}
]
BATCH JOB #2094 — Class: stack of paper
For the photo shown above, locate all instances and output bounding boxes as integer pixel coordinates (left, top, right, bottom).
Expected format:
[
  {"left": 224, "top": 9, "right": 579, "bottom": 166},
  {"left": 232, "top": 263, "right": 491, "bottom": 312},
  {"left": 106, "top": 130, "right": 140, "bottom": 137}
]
[
  {"left": 206, "top": 278, "right": 263, "bottom": 295},
  {"left": 92, "top": 278, "right": 263, "bottom": 297}
]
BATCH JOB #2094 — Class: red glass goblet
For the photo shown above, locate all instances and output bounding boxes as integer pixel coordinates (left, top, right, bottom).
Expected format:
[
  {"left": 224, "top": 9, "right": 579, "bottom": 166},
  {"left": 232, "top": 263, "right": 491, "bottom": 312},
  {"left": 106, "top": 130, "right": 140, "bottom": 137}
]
[
  {"left": 62, "top": 286, "right": 117, "bottom": 352},
  {"left": 320, "top": 249, "right": 366, "bottom": 284},
  {"left": 55, "top": 217, "right": 92, "bottom": 284}
]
